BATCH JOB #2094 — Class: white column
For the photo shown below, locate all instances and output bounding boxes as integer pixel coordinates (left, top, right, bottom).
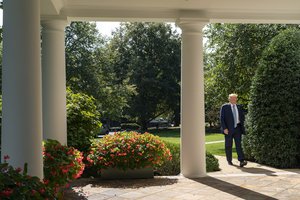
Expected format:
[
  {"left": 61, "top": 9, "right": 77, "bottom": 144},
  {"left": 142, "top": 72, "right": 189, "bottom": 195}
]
[
  {"left": 2, "top": 0, "right": 43, "bottom": 178},
  {"left": 41, "top": 20, "right": 68, "bottom": 145},
  {"left": 178, "top": 20, "right": 207, "bottom": 178}
]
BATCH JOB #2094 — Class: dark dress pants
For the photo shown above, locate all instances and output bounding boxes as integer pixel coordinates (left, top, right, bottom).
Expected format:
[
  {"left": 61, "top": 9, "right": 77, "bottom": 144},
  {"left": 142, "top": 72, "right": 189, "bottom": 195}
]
[{"left": 225, "top": 125, "right": 245, "bottom": 162}]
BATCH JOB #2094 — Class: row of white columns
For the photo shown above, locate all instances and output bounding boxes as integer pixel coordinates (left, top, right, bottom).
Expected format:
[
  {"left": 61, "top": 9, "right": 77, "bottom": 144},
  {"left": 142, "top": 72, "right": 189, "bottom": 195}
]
[
  {"left": 2, "top": 0, "right": 67, "bottom": 178},
  {"left": 1, "top": 0, "right": 207, "bottom": 179}
]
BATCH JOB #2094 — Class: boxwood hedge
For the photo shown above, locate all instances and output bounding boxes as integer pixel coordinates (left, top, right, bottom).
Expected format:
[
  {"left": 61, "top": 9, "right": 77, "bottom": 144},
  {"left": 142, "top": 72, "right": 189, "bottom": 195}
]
[{"left": 244, "top": 29, "right": 300, "bottom": 168}]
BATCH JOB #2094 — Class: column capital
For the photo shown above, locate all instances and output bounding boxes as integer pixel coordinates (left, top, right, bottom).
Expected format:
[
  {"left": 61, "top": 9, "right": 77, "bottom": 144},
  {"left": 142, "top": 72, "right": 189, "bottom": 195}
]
[
  {"left": 176, "top": 19, "right": 208, "bottom": 34},
  {"left": 41, "top": 19, "right": 68, "bottom": 32}
]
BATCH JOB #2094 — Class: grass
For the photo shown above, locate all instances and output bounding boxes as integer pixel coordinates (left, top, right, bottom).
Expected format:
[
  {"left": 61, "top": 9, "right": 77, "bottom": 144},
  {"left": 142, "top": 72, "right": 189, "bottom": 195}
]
[
  {"left": 205, "top": 133, "right": 224, "bottom": 142},
  {"left": 148, "top": 128, "right": 237, "bottom": 158},
  {"left": 148, "top": 128, "right": 180, "bottom": 144}
]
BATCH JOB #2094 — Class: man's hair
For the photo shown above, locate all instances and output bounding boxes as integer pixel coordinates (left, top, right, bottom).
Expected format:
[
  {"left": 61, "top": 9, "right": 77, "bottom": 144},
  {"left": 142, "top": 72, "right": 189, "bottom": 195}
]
[{"left": 228, "top": 93, "right": 238, "bottom": 99}]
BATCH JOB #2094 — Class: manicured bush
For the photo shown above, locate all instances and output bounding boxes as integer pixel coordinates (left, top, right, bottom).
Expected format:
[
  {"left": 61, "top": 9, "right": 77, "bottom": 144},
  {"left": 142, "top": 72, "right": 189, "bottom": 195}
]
[
  {"left": 0, "top": 95, "right": 2, "bottom": 153},
  {"left": 154, "top": 142, "right": 220, "bottom": 175},
  {"left": 43, "top": 139, "right": 85, "bottom": 196},
  {"left": 206, "top": 152, "right": 220, "bottom": 172},
  {"left": 86, "top": 137, "right": 219, "bottom": 176},
  {"left": 244, "top": 29, "right": 300, "bottom": 168},
  {"left": 87, "top": 132, "right": 172, "bottom": 172},
  {"left": 67, "top": 88, "right": 102, "bottom": 152},
  {"left": 0, "top": 156, "right": 55, "bottom": 199},
  {"left": 154, "top": 142, "right": 180, "bottom": 175}
]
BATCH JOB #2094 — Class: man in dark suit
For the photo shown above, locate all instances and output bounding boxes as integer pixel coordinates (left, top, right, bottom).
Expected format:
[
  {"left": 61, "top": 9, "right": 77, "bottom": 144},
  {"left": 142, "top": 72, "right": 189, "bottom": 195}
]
[{"left": 220, "top": 94, "right": 247, "bottom": 167}]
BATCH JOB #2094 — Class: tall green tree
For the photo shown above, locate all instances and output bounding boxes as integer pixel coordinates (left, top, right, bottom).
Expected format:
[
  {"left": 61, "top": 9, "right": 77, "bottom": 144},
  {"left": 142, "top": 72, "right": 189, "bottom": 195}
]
[
  {"left": 110, "top": 23, "right": 181, "bottom": 130},
  {"left": 65, "top": 22, "right": 102, "bottom": 97},
  {"left": 204, "top": 24, "right": 298, "bottom": 126},
  {"left": 65, "top": 22, "right": 135, "bottom": 121}
]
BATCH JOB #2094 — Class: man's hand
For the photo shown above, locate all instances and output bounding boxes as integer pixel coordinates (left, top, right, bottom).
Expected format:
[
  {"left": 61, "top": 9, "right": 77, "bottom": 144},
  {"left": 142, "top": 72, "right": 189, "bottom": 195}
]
[{"left": 224, "top": 129, "right": 229, "bottom": 135}]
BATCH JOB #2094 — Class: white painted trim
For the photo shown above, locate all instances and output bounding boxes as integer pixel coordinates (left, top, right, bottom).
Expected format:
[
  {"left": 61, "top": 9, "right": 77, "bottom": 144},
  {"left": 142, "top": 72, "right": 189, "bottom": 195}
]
[{"left": 50, "top": 0, "right": 65, "bottom": 14}]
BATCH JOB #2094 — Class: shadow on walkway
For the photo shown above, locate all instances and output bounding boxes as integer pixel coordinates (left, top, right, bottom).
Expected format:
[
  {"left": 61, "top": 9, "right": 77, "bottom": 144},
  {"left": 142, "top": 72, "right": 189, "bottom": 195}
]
[
  {"left": 192, "top": 176, "right": 278, "bottom": 200},
  {"left": 233, "top": 165, "right": 278, "bottom": 176},
  {"left": 91, "top": 177, "right": 179, "bottom": 188},
  {"left": 64, "top": 177, "right": 179, "bottom": 200}
]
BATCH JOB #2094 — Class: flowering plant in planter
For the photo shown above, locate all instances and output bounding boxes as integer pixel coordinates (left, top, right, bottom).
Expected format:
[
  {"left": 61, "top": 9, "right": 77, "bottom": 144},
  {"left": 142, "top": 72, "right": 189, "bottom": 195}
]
[
  {"left": 87, "top": 131, "right": 172, "bottom": 171},
  {"left": 43, "top": 139, "right": 85, "bottom": 196},
  {"left": 0, "top": 156, "right": 55, "bottom": 199}
]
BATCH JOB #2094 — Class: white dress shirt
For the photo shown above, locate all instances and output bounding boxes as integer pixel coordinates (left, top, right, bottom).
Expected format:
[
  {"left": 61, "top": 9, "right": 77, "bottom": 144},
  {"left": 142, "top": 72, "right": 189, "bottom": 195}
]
[{"left": 231, "top": 104, "right": 240, "bottom": 124}]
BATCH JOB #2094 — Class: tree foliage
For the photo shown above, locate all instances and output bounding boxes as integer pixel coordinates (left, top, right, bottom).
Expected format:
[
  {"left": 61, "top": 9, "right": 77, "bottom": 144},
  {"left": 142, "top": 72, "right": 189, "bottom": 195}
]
[
  {"left": 204, "top": 24, "right": 297, "bottom": 126},
  {"left": 66, "top": 88, "right": 102, "bottom": 152},
  {"left": 65, "top": 22, "right": 135, "bottom": 121},
  {"left": 65, "top": 22, "right": 101, "bottom": 96},
  {"left": 244, "top": 29, "right": 300, "bottom": 168},
  {"left": 109, "top": 23, "right": 181, "bottom": 130}
]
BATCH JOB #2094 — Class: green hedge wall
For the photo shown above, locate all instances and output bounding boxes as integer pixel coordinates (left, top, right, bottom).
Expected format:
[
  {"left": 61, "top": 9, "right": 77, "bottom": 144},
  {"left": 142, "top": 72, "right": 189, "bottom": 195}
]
[{"left": 244, "top": 29, "right": 300, "bottom": 168}]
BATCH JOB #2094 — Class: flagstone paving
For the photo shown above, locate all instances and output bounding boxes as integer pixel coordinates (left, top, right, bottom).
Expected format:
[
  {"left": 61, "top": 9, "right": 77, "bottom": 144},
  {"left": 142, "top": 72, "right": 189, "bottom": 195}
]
[{"left": 65, "top": 156, "right": 300, "bottom": 200}]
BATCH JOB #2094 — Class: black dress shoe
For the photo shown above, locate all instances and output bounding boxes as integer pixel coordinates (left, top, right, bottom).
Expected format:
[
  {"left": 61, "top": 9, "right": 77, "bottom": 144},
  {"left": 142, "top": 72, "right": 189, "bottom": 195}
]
[
  {"left": 240, "top": 160, "right": 247, "bottom": 167},
  {"left": 228, "top": 161, "right": 233, "bottom": 166}
]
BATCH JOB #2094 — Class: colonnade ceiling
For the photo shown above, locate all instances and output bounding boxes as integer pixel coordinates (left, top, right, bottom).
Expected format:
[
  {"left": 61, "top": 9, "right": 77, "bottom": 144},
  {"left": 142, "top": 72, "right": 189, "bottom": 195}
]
[{"left": 41, "top": 0, "right": 300, "bottom": 24}]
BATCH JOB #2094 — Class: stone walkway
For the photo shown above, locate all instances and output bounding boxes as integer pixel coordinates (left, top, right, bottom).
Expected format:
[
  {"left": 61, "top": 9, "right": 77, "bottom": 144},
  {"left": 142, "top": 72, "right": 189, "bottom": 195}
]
[{"left": 65, "top": 156, "right": 300, "bottom": 200}]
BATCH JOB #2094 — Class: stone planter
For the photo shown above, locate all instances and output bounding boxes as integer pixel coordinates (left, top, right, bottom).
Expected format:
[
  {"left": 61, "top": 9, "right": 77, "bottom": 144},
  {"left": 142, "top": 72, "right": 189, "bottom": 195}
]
[{"left": 101, "top": 167, "right": 153, "bottom": 179}]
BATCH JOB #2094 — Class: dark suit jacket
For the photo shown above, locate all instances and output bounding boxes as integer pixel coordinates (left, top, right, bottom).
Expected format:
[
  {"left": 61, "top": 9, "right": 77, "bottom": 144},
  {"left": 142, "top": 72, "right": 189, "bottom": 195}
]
[{"left": 220, "top": 103, "right": 245, "bottom": 135}]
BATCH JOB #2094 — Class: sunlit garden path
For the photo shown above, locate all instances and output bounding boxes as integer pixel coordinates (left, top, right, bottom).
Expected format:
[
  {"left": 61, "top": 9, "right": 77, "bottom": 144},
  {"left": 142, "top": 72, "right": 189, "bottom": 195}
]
[{"left": 65, "top": 156, "right": 300, "bottom": 200}]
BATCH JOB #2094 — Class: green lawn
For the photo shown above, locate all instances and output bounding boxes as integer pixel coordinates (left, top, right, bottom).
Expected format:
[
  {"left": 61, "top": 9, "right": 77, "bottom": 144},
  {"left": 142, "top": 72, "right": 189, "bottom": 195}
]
[
  {"left": 205, "top": 133, "right": 224, "bottom": 142},
  {"left": 148, "top": 128, "right": 237, "bottom": 158},
  {"left": 148, "top": 128, "right": 180, "bottom": 144}
]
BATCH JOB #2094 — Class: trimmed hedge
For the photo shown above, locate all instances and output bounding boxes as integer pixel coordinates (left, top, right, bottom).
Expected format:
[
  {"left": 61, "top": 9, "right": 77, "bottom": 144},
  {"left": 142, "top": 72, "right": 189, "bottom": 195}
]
[
  {"left": 244, "top": 29, "right": 300, "bottom": 168},
  {"left": 206, "top": 152, "right": 220, "bottom": 172},
  {"left": 155, "top": 142, "right": 220, "bottom": 175}
]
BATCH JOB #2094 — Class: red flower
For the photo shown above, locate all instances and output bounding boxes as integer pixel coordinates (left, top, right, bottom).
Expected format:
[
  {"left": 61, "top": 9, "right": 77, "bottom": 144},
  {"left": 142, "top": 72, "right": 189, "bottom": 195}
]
[
  {"left": 16, "top": 167, "right": 22, "bottom": 173},
  {"left": 67, "top": 149, "right": 73, "bottom": 155},
  {"left": 31, "top": 189, "right": 37, "bottom": 196},
  {"left": 50, "top": 170, "right": 56, "bottom": 176},
  {"left": 98, "top": 156, "right": 103, "bottom": 160},
  {"left": 39, "top": 188, "right": 45, "bottom": 194},
  {"left": 69, "top": 162, "right": 75, "bottom": 167},
  {"left": 43, "top": 179, "right": 50, "bottom": 185},
  {"left": 62, "top": 168, "right": 69, "bottom": 174},
  {"left": 1, "top": 188, "right": 13, "bottom": 197},
  {"left": 4, "top": 155, "right": 10, "bottom": 161}
]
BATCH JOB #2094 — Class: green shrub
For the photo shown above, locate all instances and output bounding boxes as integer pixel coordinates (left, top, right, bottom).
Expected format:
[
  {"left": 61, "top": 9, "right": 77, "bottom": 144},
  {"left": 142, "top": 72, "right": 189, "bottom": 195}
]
[
  {"left": 43, "top": 139, "right": 85, "bottom": 197},
  {"left": 242, "top": 133, "right": 256, "bottom": 162},
  {"left": 206, "top": 152, "right": 220, "bottom": 172},
  {"left": 87, "top": 132, "right": 172, "bottom": 171},
  {"left": 245, "top": 29, "right": 300, "bottom": 168},
  {"left": 67, "top": 88, "right": 102, "bottom": 152},
  {"left": 154, "top": 142, "right": 180, "bottom": 175},
  {"left": 0, "top": 156, "right": 55, "bottom": 199},
  {"left": 155, "top": 142, "right": 220, "bottom": 175},
  {"left": 0, "top": 95, "right": 2, "bottom": 153}
]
